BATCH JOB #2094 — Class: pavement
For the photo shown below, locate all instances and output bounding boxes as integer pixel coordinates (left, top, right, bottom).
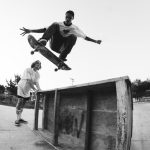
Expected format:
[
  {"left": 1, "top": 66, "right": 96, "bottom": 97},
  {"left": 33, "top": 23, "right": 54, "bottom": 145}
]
[
  {"left": 0, "top": 105, "right": 55, "bottom": 150},
  {"left": 131, "top": 102, "right": 150, "bottom": 150},
  {"left": 1, "top": 102, "right": 150, "bottom": 150}
]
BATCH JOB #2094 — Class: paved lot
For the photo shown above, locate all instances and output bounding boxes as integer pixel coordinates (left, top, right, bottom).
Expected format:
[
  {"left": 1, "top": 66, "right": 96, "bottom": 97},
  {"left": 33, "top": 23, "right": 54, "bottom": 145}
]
[
  {"left": 0, "top": 102, "right": 150, "bottom": 150},
  {"left": 0, "top": 105, "right": 55, "bottom": 150},
  {"left": 131, "top": 102, "right": 150, "bottom": 150}
]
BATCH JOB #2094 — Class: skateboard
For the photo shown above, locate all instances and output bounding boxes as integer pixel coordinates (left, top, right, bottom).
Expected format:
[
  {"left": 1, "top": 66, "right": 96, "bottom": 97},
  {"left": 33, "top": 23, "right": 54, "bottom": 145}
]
[{"left": 27, "top": 35, "right": 71, "bottom": 71}]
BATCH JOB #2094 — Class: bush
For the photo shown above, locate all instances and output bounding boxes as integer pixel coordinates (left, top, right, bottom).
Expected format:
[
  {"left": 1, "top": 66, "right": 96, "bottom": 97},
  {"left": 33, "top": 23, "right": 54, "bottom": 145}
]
[{"left": 0, "top": 94, "right": 35, "bottom": 109}]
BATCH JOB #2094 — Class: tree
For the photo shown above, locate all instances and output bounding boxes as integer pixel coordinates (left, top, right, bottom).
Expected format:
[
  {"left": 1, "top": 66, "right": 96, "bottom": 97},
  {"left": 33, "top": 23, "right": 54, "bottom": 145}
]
[
  {"left": 0, "top": 84, "right": 5, "bottom": 94},
  {"left": 131, "top": 79, "right": 150, "bottom": 101},
  {"left": 6, "top": 74, "right": 21, "bottom": 96},
  {"left": 14, "top": 74, "right": 21, "bottom": 84}
]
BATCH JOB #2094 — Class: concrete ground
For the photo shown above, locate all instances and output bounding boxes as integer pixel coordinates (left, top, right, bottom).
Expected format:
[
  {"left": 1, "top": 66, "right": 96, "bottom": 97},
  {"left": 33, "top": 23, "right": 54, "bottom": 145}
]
[
  {"left": 0, "top": 105, "right": 55, "bottom": 150},
  {"left": 0, "top": 102, "right": 150, "bottom": 150},
  {"left": 131, "top": 102, "right": 150, "bottom": 150}
]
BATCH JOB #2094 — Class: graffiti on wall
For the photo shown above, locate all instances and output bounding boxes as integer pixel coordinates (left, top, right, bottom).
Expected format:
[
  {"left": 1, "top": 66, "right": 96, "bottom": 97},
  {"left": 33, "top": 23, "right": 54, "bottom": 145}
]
[{"left": 59, "top": 107, "right": 85, "bottom": 138}]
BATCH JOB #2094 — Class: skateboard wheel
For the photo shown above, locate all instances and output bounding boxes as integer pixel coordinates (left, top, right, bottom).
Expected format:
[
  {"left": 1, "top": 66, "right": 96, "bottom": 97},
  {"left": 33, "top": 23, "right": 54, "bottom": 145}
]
[
  {"left": 31, "top": 51, "right": 34, "bottom": 55},
  {"left": 54, "top": 68, "right": 58, "bottom": 72}
]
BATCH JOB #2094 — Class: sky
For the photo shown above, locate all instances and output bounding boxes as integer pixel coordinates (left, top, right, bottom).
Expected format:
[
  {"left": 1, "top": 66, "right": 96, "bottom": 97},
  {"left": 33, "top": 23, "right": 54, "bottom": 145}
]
[{"left": 0, "top": 0, "right": 150, "bottom": 90}]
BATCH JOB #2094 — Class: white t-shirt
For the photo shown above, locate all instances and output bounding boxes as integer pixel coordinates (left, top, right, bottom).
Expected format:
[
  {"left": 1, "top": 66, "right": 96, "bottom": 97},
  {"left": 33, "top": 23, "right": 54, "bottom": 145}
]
[
  {"left": 57, "top": 22, "right": 87, "bottom": 39},
  {"left": 17, "top": 68, "right": 40, "bottom": 98}
]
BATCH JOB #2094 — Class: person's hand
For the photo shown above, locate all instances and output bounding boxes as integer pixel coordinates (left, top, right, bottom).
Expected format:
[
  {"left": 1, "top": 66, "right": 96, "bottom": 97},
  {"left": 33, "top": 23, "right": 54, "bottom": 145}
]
[
  {"left": 20, "top": 27, "right": 30, "bottom": 36},
  {"left": 96, "top": 40, "right": 102, "bottom": 44},
  {"left": 36, "top": 88, "right": 42, "bottom": 92}
]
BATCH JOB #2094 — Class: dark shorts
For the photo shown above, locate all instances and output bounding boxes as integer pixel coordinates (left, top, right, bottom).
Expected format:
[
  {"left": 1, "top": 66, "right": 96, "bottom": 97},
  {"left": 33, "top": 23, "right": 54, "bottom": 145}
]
[{"left": 17, "top": 95, "right": 30, "bottom": 101}]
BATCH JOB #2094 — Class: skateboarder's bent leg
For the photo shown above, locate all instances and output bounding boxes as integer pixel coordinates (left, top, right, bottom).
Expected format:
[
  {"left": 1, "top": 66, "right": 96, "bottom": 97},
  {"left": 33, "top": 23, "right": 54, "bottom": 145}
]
[
  {"left": 59, "top": 35, "right": 77, "bottom": 61},
  {"left": 38, "top": 23, "right": 60, "bottom": 46},
  {"left": 50, "top": 31, "right": 65, "bottom": 53}
]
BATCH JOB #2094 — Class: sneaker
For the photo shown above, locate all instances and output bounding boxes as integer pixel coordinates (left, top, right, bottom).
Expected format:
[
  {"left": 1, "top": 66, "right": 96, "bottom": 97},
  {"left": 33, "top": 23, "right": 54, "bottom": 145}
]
[
  {"left": 38, "top": 39, "right": 47, "bottom": 46},
  {"left": 19, "top": 119, "right": 28, "bottom": 124},
  {"left": 59, "top": 57, "right": 67, "bottom": 62},
  {"left": 15, "top": 120, "right": 20, "bottom": 126}
]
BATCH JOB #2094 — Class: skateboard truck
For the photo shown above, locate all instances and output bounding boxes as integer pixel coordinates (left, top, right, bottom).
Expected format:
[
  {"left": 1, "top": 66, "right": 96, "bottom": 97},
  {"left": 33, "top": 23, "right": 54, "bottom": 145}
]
[
  {"left": 31, "top": 49, "right": 39, "bottom": 55},
  {"left": 54, "top": 68, "right": 59, "bottom": 72},
  {"left": 54, "top": 62, "right": 69, "bottom": 72}
]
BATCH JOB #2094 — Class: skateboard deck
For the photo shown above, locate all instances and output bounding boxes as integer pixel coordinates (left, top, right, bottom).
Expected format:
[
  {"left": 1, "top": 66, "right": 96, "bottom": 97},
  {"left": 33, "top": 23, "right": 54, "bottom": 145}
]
[{"left": 27, "top": 35, "right": 71, "bottom": 71}]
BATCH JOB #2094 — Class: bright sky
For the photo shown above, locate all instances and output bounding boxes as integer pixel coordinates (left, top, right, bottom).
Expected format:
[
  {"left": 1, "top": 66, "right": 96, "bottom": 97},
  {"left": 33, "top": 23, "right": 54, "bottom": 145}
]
[{"left": 0, "top": 0, "right": 150, "bottom": 90}]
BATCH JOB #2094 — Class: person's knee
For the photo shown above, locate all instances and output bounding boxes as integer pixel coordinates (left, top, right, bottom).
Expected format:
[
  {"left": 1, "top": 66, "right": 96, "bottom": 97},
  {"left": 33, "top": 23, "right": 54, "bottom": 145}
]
[
  {"left": 42, "top": 22, "right": 60, "bottom": 42},
  {"left": 65, "top": 35, "right": 77, "bottom": 51},
  {"left": 47, "top": 22, "right": 59, "bottom": 32},
  {"left": 68, "top": 35, "right": 77, "bottom": 45},
  {"left": 52, "top": 22, "right": 59, "bottom": 29},
  {"left": 70, "top": 34, "right": 77, "bottom": 39},
  {"left": 16, "top": 98, "right": 23, "bottom": 111}
]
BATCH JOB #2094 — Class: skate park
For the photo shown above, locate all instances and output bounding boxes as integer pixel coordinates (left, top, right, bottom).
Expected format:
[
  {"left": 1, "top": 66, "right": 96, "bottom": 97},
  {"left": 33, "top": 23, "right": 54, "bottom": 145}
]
[
  {"left": 1, "top": 76, "right": 150, "bottom": 150},
  {"left": 0, "top": 0, "right": 150, "bottom": 149},
  {"left": 1, "top": 76, "right": 133, "bottom": 150}
]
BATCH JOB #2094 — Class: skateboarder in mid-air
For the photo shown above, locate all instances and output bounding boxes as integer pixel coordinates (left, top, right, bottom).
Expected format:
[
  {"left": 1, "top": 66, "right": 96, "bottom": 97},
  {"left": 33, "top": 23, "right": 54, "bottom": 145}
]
[{"left": 20, "top": 10, "right": 102, "bottom": 61}]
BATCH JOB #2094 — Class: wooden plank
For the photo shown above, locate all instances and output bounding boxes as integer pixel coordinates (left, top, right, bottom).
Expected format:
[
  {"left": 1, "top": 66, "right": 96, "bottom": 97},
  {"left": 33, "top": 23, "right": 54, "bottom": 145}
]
[
  {"left": 34, "top": 92, "right": 40, "bottom": 130},
  {"left": 84, "top": 91, "right": 92, "bottom": 150},
  {"left": 39, "top": 76, "right": 130, "bottom": 93},
  {"left": 116, "top": 80, "right": 129, "bottom": 150},
  {"left": 53, "top": 89, "right": 60, "bottom": 146},
  {"left": 42, "top": 94, "right": 48, "bottom": 130},
  {"left": 126, "top": 84, "right": 133, "bottom": 150}
]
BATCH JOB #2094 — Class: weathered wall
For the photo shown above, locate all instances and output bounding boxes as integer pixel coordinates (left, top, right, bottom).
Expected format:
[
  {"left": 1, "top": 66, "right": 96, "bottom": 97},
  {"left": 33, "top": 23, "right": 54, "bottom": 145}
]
[
  {"left": 89, "top": 90, "right": 117, "bottom": 150},
  {"left": 116, "top": 79, "right": 133, "bottom": 150},
  {"left": 47, "top": 93, "right": 55, "bottom": 133},
  {"left": 58, "top": 93, "right": 87, "bottom": 149},
  {"left": 38, "top": 76, "right": 133, "bottom": 150}
]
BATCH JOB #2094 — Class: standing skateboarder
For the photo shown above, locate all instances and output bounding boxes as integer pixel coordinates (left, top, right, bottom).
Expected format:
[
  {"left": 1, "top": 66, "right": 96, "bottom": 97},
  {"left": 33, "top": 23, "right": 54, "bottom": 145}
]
[{"left": 20, "top": 10, "right": 102, "bottom": 61}]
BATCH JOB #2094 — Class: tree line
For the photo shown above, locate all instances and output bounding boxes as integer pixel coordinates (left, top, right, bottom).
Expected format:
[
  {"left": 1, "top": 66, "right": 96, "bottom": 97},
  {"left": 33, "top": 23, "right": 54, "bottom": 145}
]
[
  {"left": 0, "top": 75, "right": 150, "bottom": 101},
  {"left": 0, "top": 75, "right": 37, "bottom": 109},
  {"left": 131, "top": 79, "right": 150, "bottom": 101},
  {"left": 0, "top": 75, "right": 21, "bottom": 95}
]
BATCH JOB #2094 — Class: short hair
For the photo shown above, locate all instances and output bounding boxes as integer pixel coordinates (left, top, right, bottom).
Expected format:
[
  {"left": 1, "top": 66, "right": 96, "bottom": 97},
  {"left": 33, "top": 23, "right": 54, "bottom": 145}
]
[
  {"left": 31, "top": 60, "right": 41, "bottom": 69},
  {"left": 66, "top": 10, "right": 74, "bottom": 18}
]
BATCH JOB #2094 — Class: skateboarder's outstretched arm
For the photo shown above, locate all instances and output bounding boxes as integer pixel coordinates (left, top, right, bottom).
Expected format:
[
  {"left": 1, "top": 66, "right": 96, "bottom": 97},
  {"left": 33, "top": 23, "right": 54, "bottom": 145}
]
[
  {"left": 20, "top": 27, "right": 46, "bottom": 36},
  {"left": 85, "top": 36, "right": 102, "bottom": 44}
]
